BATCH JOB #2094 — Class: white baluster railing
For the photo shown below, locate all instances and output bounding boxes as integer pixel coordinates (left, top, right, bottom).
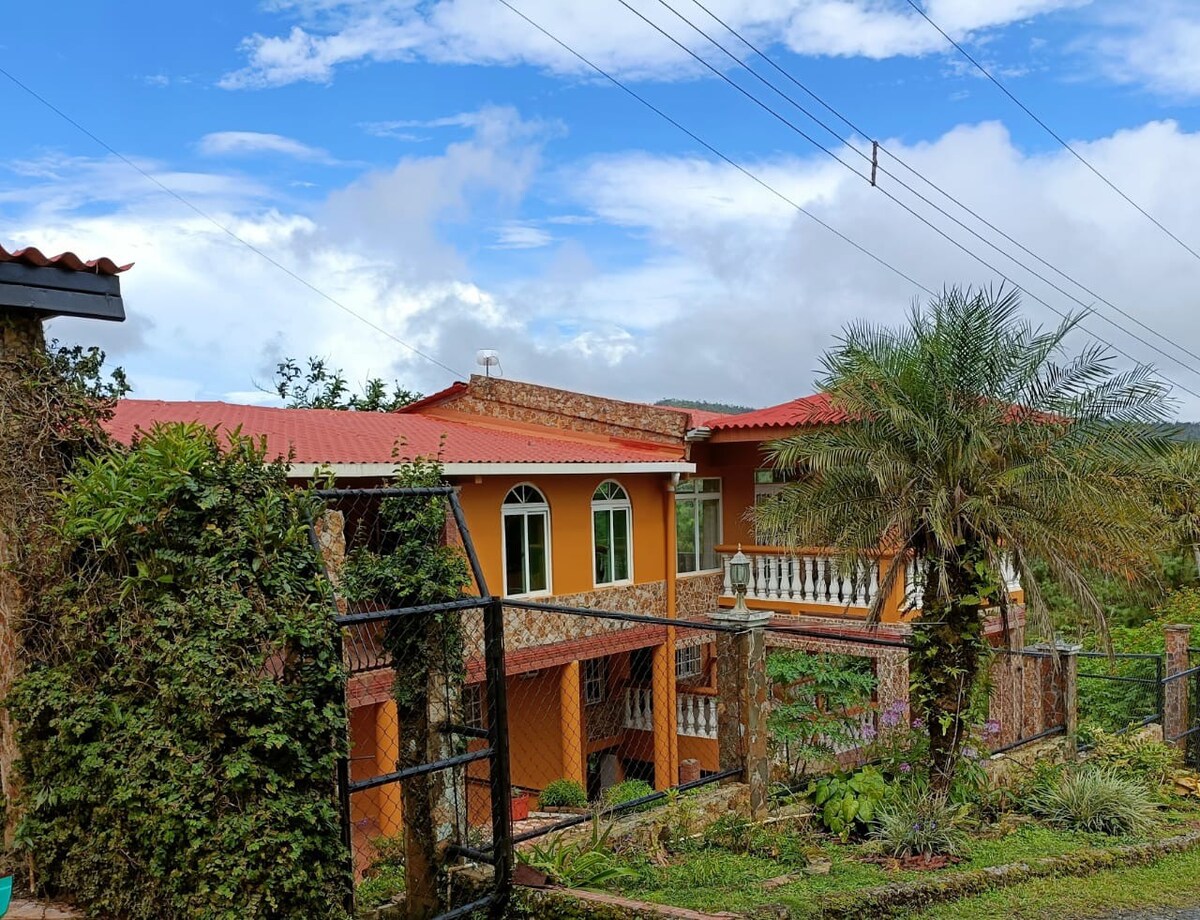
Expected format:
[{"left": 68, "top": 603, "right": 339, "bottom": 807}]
[
  {"left": 721, "top": 549, "right": 881, "bottom": 610},
  {"left": 624, "top": 686, "right": 654, "bottom": 732},
  {"left": 625, "top": 688, "right": 718, "bottom": 739}
]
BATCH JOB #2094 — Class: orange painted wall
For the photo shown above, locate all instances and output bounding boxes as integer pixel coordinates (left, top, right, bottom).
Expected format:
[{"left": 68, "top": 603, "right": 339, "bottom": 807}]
[
  {"left": 507, "top": 666, "right": 566, "bottom": 793},
  {"left": 452, "top": 473, "right": 670, "bottom": 597},
  {"left": 678, "top": 736, "right": 719, "bottom": 773},
  {"left": 689, "top": 441, "right": 766, "bottom": 547}
]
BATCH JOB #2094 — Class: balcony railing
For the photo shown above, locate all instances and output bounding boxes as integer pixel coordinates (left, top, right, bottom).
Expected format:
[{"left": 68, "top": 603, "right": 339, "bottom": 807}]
[
  {"left": 624, "top": 686, "right": 718, "bottom": 740},
  {"left": 718, "top": 546, "right": 881, "bottom": 609}
]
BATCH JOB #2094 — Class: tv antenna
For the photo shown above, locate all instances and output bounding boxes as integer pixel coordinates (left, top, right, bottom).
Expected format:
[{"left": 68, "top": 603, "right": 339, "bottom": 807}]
[{"left": 475, "top": 349, "right": 501, "bottom": 378}]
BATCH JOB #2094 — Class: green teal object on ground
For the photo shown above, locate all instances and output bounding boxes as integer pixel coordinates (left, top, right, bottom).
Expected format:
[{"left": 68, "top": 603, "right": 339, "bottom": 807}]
[{"left": 0, "top": 874, "right": 12, "bottom": 917}]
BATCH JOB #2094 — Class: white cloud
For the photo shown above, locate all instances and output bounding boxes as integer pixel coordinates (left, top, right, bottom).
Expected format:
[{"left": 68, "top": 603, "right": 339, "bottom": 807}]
[
  {"left": 198, "top": 130, "right": 343, "bottom": 164},
  {"left": 1088, "top": 1, "right": 1200, "bottom": 97},
  {"left": 11, "top": 113, "right": 1200, "bottom": 419},
  {"left": 220, "top": 0, "right": 1086, "bottom": 88},
  {"left": 492, "top": 221, "right": 553, "bottom": 249}
]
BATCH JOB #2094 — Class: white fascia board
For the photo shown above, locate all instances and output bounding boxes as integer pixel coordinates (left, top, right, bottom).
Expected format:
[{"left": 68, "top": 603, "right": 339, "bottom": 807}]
[{"left": 287, "top": 460, "right": 696, "bottom": 479}]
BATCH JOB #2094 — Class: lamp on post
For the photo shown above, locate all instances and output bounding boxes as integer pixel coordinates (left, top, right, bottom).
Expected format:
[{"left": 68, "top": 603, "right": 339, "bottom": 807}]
[{"left": 729, "top": 545, "right": 751, "bottom": 614}]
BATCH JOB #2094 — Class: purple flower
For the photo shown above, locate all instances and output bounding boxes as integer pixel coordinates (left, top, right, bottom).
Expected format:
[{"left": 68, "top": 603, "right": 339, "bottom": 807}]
[
  {"left": 899, "top": 762, "right": 912, "bottom": 773},
  {"left": 882, "top": 708, "right": 903, "bottom": 728},
  {"left": 964, "top": 746, "right": 979, "bottom": 760},
  {"left": 860, "top": 725, "right": 878, "bottom": 742},
  {"left": 911, "top": 717, "right": 925, "bottom": 730},
  {"left": 984, "top": 720, "right": 1002, "bottom": 738}
]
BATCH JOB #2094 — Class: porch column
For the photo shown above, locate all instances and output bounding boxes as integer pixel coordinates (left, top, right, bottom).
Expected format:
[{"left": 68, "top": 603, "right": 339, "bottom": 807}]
[
  {"left": 652, "top": 637, "right": 679, "bottom": 789},
  {"left": 1165, "top": 625, "right": 1191, "bottom": 751},
  {"left": 559, "top": 662, "right": 585, "bottom": 785},
  {"left": 710, "top": 608, "right": 771, "bottom": 817},
  {"left": 375, "top": 700, "right": 403, "bottom": 836}
]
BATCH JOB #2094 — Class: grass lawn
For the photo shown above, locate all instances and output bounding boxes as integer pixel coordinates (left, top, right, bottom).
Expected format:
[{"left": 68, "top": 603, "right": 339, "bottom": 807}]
[
  {"left": 609, "top": 796, "right": 1200, "bottom": 920},
  {"left": 908, "top": 846, "right": 1200, "bottom": 919}
]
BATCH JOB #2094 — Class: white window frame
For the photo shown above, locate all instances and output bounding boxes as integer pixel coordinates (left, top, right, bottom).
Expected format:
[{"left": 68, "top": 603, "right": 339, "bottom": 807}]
[
  {"left": 591, "top": 480, "right": 634, "bottom": 588},
  {"left": 753, "top": 469, "right": 794, "bottom": 544},
  {"left": 583, "top": 658, "right": 607, "bottom": 706},
  {"left": 675, "top": 477, "right": 723, "bottom": 575},
  {"left": 675, "top": 644, "right": 702, "bottom": 680},
  {"left": 501, "top": 483, "right": 552, "bottom": 598},
  {"left": 463, "top": 683, "right": 484, "bottom": 730}
]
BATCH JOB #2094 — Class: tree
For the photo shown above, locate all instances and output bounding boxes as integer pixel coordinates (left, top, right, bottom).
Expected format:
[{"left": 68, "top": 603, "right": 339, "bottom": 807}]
[
  {"left": 272, "top": 356, "right": 420, "bottom": 411},
  {"left": 756, "top": 287, "right": 1172, "bottom": 792},
  {"left": 1151, "top": 441, "right": 1200, "bottom": 576}
]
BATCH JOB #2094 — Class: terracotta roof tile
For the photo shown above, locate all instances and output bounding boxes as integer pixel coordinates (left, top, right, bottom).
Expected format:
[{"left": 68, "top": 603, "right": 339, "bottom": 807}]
[
  {"left": 707, "top": 393, "right": 850, "bottom": 431},
  {"left": 0, "top": 244, "right": 132, "bottom": 276},
  {"left": 106, "top": 400, "right": 685, "bottom": 466}
]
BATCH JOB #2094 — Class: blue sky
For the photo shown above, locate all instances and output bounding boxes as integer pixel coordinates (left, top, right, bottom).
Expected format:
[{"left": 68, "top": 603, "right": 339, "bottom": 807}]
[{"left": 4, "top": 0, "right": 1200, "bottom": 412}]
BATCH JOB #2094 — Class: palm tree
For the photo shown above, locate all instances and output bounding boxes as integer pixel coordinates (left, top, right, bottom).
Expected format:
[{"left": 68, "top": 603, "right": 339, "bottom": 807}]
[
  {"left": 756, "top": 287, "right": 1173, "bottom": 791},
  {"left": 1151, "top": 441, "right": 1200, "bottom": 577}
]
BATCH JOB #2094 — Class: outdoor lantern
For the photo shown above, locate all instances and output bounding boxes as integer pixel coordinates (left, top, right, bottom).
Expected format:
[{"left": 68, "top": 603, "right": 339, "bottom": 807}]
[{"left": 729, "top": 544, "right": 751, "bottom": 613}]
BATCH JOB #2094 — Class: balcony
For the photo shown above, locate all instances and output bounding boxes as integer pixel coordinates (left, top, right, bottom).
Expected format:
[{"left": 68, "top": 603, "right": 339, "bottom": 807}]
[
  {"left": 716, "top": 545, "right": 1023, "bottom": 620},
  {"left": 624, "top": 686, "right": 718, "bottom": 740}
]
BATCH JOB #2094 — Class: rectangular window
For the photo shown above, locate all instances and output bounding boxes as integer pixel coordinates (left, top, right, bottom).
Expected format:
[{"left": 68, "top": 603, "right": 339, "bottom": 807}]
[
  {"left": 463, "top": 684, "right": 484, "bottom": 730},
  {"left": 676, "top": 478, "right": 722, "bottom": 574},
  {"left": 675, "top": 645, "right": 702, "bottom": 680},
  {"left": 583, "top": 658, "right": 607, "bottom": 706},
  {"left": 503, "top": 509, "right": 550, "bottom": 596}
]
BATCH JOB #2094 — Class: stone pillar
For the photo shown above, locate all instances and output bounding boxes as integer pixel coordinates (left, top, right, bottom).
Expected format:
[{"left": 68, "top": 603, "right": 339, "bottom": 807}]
[
  {"left": 375, "top": 700, "right": 403, "bottom": 836},
  {"left": 875, "top": 648, "right": 910, "bottom": 736},
  {"left": 559, "top": 661, "right": 585, "bottom": 785},
  {"left": 1165, "top": 625, "right": 1191, "bottom": 751},
  {"left": 711, "top": 608, "right": 771, "bottom": 817},
  {"left": 652, "top": 637, "right": 679, "bottom": 790},
  {"left": 1061, "top": 644, "right": 1080, "bottom": 751}
]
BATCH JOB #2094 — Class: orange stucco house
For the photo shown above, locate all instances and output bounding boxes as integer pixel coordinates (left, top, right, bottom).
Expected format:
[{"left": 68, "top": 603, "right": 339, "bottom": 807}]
[{"left": 107, "top": 374, "right": 1024, "bottom": 846}]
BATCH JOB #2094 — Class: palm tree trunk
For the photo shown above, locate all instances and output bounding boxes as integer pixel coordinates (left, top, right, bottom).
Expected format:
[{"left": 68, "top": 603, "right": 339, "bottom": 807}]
[{"left": 911, "top": 557, "right": 986, "bottom": 795}]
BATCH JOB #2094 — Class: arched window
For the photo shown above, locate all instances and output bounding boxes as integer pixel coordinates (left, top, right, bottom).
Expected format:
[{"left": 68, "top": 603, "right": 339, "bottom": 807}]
[
  {"left": 502, "top": 484, "right": 551, "bottom": 596},
  {"left": 592, "top": 481, "right": 632, "bottom": 586}
]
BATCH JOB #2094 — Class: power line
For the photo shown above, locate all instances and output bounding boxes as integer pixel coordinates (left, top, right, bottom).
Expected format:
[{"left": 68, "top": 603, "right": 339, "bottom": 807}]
[
  {"left": 493, "top": 0, "right": 933, "bottom": 297},
  {"left": 0, "top": 65, "right": 466, "bottom": 379},
  {"left": 675, "top": 0, "right": 1200, "bottom": 371},
  {"left": 902, "top": 0, "right": 1200, "bottom": 267},
  {"left": 629, "top": 0, "right": 1200, "bottom": 393}
]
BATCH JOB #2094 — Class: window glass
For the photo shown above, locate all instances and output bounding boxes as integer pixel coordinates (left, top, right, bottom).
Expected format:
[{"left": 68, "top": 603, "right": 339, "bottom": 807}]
[
  {"left": 612, "top": 508, "right": 630, "bottom": 582},
  {"left": 527, "top": 513, "right": 548, "bottom": 593},
  {"left": 504, "top": 513, "right": 526, "bottom": 595},
  {"left": 593, "top": 509, "right": 612, "bottom": 583},
  {"left": 592, "top": 481, "right": 632, "bottom": 586},
  {"left": 583, "top": 658, "right": 607, "bottom": 705},
  {"left": 503, "top": 485, "right": 550, "bottom": 596},
  {"left": 699, "top": 498, "right": 721, "bottom": 570},
  {"left": 676, "top": 645, "right": 702, "bottom": 680},
  {"left": 676, "top": 478, "right": 721, "bottom": 574},
  {"left": 676, "top": 499, "right": 697, "bottom": 573}
]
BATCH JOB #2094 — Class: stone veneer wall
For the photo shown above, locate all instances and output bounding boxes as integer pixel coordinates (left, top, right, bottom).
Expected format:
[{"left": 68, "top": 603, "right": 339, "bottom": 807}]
[
  {"left": 431, "top": 375, "right": 689, "bottom": 447},
  {"left": 675, "top": 571, "right": 724, "bottom": 619}
]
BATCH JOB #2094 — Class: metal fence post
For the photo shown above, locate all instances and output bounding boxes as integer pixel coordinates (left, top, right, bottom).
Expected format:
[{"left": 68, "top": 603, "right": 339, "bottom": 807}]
[{"left": 483, "top": 596, "right": 513, "bottom": 916}]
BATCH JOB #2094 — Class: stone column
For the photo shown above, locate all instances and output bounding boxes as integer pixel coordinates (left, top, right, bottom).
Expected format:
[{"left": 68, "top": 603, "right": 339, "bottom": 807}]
[
  {"left": 1060, "top": 643, "right": 1080, "bottom": 751},
  {"left": 875, "top": 648, "right": 910, "bottom": 736},
  {"left": 559, "top": 661, "right": 585, "bottom": 785},
  {"left": 1165, "top": 625, "right": 1191, "bottom": 751},
  {"left": 710, "top": 608, "right": 771, "bottom": 818}
]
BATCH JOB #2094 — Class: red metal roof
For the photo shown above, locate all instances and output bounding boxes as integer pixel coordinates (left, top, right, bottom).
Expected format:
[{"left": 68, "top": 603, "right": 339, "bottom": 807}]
[
  {"left": 707, "top": 393, "right": 850, "bottom": 431},
  {"left": 0, "top": 244, "right": 132, "bottom": 276},
  {"left": 106, "top": 400, "right": 685, "bottom": 466}
]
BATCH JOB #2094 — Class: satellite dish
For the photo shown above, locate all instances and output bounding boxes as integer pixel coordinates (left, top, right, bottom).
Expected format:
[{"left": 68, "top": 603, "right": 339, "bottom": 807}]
[{"left": 476, "top": 349, "right": 501, "bottom": 377}]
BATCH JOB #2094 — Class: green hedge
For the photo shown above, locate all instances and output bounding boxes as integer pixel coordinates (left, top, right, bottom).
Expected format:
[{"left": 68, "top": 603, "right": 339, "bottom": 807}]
[{"left": 9, "top": 423, "right": 349, "bottom": 919}]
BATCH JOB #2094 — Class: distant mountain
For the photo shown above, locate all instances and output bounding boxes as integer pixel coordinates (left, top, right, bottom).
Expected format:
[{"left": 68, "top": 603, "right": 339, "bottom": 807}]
[
  {"left": 655, "top": 398, "right": 755, "bottom": 415},
  {"left": 1174, "top": 422, "right": 1200, "bottom": 441}
]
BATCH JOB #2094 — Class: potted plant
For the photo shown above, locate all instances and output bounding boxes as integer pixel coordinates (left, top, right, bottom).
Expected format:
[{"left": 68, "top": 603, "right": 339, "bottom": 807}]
[{"left": 511, "top": 788, "right": 534, "bottom": 822}]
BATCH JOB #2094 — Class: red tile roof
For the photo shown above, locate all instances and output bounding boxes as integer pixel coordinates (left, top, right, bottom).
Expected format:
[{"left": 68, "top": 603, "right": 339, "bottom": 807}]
[
  {"left": 106, "top": 400, "right": 686, "bottom": 467},
  {"left": 0, "top": 244, "right": 132, "bottom": 276},
  {"left": 707, "top": 393, "right": 850, "bottom": 431}
]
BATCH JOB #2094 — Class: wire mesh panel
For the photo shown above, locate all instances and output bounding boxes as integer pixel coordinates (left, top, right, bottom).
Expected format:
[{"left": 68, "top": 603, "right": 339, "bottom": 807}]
[
  {"left": 1076, "top": 651, "right": 1164, "bottom": 736},
  {"left": 311, "top": 486, "right": 510, "bottom": 920}
]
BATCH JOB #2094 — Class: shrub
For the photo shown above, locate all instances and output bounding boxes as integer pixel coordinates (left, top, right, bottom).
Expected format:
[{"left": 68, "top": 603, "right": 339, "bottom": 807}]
[
  {"left": 1088, "top": 729, "right": 1182, "bottom": 789},
  {"left": 9, "top": 424, "right": 349, "bottom": 920},
  {"left": 601, "top": 780, "right": 657, "bottom": 813},
  {"left": 702, "top": 813, "right": 809, "bottom": 865},
  {"left": 518, "top": 821, "right": 637, "bottom": 889},
  {"left": 1026, "top": 766, "right": 1158, "bottom": 836},
  {"left": 808, "top": 765, "right": 888, "bottom": 841},
  {"left": 540, "top": 779, "right": 589, "bottom": 809},
  {"left": 871, "top": 789, "right": 969, "bottom": 857}
]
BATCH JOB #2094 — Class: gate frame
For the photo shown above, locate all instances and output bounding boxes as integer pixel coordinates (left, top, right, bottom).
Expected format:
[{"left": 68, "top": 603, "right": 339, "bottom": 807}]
[{"left": 310, "top": 485, "right": 514, "bottom": 919}]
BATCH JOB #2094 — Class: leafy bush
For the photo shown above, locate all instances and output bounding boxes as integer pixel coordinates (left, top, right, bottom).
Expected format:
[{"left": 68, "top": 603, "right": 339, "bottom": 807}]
[
  {"left": 1026, "top": 766, "right": 1158, "bottom": 836},
  {"left": 1088, "top": 729, "right": 1182, "bottom": 789},
  {"left": 540, "top": 779, "right": 589, "bottom": 809},
  {"left": 518, "top": 821, "right": 637, "bottom": 889},
  {"left": 807, "top": 765, "right": 888, "bottom": 840},
  {"left": 601, "top": 780, "right": 657, "bottom": 813},
  {"left": 871, "top": 789, "right": 969, "bottom": 857},
  {"left": 702, "top": 813, "right": 809, "bottom": 865},
  {"left": 766, "top": 651, "right": 877, "bottom": 781},
  {"left": 9, "top": 424, "right": 349, "bottom": 919}
]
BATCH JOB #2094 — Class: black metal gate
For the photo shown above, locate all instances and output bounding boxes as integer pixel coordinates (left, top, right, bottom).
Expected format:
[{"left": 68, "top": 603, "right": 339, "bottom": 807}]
[
  {"left": 309, "top": 486, "right": 512, "bottom": 919},
  {"left": 1172, "top": 647, "right": 1200, "bottom": 770}
]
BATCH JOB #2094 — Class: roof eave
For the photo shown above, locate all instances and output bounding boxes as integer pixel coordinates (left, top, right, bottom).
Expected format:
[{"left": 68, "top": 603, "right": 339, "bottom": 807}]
[{"left": 287, "top": 460, "right": 696, "bottom": 479}]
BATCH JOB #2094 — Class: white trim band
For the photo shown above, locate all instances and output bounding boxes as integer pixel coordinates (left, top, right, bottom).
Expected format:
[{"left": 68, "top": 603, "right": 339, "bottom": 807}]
[{"left": 287, "top": 460, "right": 697, "bottom": 479}]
